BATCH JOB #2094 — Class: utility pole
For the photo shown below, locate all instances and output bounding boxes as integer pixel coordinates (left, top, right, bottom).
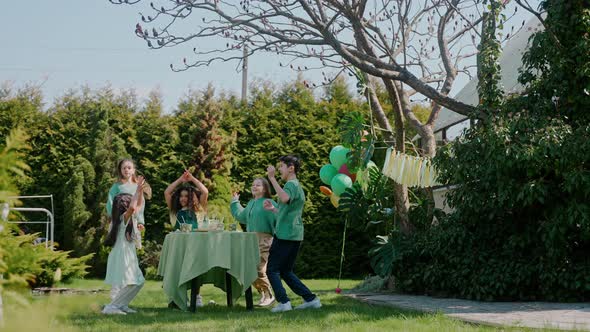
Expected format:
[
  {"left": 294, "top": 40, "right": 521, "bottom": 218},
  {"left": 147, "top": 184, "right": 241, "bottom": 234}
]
[{"left": 241, "top": 45, "right": 248, "bottom": 103}]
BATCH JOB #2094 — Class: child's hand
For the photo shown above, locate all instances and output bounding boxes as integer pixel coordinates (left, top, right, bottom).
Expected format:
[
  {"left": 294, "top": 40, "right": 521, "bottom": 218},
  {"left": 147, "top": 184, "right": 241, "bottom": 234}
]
[
  {"left": 181, "top": 171, "right": 190, "bottom": 182},
  {"left": 137, "top": 224, "right": 145, "bottom": 232},
  {"left": 136, "top": 176, "right": 145, "bottom": 188},
  {"left": 232, "top": 192, "right": 240, "bottom": 201},
  {"left": 267, "top": 166, "right": 276, "bottom": 178},
  {"left": 263, "top": 199, "right": 276, "bottom": 212}
]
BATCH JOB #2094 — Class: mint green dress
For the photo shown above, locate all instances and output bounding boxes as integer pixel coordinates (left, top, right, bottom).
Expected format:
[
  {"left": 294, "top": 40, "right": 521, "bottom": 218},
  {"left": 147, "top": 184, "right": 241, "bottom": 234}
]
[{"left": 104, "top": 214, "right": 145, "bottom": 286}]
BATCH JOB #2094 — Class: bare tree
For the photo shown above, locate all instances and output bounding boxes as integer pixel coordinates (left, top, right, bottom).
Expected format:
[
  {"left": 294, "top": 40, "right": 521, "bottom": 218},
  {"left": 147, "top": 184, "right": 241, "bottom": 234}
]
[{"left": 107, "top": 0, "right": 527, "bottom": 233}]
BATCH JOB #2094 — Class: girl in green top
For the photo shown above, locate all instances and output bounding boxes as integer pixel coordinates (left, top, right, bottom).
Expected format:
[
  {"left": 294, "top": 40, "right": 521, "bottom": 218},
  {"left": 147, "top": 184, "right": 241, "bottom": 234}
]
[
  {"left": 165, "top": 170, "right": 209, "bottom": 231},
  {"left": 230, "top": 177, "right": 277, "bottom": 307},
  {"left": 164, "top": 170, "right": 209, "bottom": 308}
]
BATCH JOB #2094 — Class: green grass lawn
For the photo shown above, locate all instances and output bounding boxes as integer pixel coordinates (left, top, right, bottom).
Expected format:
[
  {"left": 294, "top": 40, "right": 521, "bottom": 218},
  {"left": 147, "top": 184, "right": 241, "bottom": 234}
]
[{"left": 3, "top": 279, "right": 542, "bottom": 332}]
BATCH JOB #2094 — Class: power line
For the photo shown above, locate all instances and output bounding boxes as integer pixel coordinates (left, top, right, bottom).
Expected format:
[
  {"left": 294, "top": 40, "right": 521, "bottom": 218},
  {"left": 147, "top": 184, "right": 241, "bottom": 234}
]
[{"left": 0, "top": 66, "right": 175, "bottom": 73}]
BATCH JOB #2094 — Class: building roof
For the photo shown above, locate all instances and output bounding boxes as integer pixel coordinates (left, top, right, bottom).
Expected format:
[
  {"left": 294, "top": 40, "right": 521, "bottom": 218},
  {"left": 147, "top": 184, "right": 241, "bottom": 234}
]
[{"left": 433, "top": 17, "right": 544, "bottom": 133}]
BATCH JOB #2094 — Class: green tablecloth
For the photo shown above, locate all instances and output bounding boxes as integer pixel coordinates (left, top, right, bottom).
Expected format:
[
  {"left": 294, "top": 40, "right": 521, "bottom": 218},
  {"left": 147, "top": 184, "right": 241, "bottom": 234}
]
[{"left": 157, "top": 231, "right": 260, "bottom": 311}]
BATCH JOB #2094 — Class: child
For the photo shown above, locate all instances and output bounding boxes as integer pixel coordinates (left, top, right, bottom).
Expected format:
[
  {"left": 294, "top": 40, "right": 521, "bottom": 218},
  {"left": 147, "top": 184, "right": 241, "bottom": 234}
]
[
  {"left": 230, "top": 177, "right": 277, "bottom": 307},
  {"left": 263, "top": 155, "right": 321, "bottom": 313},
  {"left": 102, "top": 177, "right": 146, "bottom": 315},
  {"left": 164, "top": 170, "right": 208, "bottom": 308},
  {"left": 164, "top": 170, "right": 209, "bottom": 231},
  {"left": 105, "top": 159, "right": 151, "bottom": 303},
  {"left": 106, "top": 159, "right": 152, "bottom": 246}
]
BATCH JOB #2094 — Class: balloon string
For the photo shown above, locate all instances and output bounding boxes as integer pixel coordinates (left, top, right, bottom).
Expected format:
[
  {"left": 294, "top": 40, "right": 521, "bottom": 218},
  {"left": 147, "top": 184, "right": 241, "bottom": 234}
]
[{"left": 337, "top": 216, "right": 348, "bottom": 289}]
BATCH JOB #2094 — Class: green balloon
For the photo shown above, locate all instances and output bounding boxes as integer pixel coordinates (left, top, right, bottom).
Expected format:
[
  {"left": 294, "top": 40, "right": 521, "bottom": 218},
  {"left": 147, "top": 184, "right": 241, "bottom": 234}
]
[
  {"left": 331, "top": 173, "right": 353, "bottom": 196},
  {"left": 319, "top": 164, "right": 338, "bottom": 185},
  {"left": 329, "top": 145, "right": 350, "bottom": 169}
]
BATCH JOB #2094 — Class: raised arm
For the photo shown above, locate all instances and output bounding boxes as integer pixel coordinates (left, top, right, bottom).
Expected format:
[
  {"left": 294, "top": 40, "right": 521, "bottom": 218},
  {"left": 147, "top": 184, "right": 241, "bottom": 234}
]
[
  {"left": 125, "top": 176, "right": 145, "bottom": 219},
  {"left": 230, "top": 192, "right": 248, "bottom": 223},
  {"left": 164, "top": 173, "right": 186, "bottom": 209},
  {"left": 267, "top": 166, "right": 290, "bottom": 203},
  {"left": 186, "top": 171, "right": 208, "bottom": 211}
]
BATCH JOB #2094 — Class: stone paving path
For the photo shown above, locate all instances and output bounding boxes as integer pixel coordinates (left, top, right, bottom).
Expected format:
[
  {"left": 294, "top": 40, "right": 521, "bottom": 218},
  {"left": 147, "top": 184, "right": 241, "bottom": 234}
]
[
  {"left": 347, "top": 293, "right": 590, "bottom": 331},
  {"left": 32, "top": 287, "right": 107, "bottom": 295}
]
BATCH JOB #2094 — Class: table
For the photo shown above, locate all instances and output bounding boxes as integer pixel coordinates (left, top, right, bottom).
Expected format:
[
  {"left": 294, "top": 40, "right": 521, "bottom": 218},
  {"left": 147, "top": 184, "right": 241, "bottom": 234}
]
[{"left": 157, "top": 231, "right": 260, "bottom": 312}]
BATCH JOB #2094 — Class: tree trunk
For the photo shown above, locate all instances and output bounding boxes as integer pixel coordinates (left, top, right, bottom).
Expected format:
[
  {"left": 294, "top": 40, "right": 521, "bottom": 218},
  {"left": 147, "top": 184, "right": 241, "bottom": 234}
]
[
  {"left": 420, "top": 125, "right": 437, "bottom": 222},
  {"left": 364, "top": 76, "right": 413, "bottom": 235},
  {"left": 394, "top": 183, "right": 413, "bottom": 234}
]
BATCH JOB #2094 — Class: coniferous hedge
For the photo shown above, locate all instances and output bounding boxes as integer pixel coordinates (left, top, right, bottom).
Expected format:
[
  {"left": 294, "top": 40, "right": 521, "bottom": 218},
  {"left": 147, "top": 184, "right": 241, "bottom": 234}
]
[{"left": 0, "top": 78, "right": 376, "bottom": 279}]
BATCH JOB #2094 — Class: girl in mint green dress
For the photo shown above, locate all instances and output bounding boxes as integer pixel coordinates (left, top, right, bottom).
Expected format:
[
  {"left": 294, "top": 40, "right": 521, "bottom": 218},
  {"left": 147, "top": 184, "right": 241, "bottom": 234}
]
[
  {"left": 164, "top": 170, "right": 209, "bottom": 308},
  {"left": 106, "top": 159, "right": 152, "bottom": 246},
  {"left": 102, "top": 178, "right": 146, "bottom": 315}
]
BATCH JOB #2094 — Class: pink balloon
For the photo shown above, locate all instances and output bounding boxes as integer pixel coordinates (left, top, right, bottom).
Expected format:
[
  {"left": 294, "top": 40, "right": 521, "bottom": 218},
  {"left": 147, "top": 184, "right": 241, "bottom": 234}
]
[{"left": 338, "top": 164, "right": 356, "bottom": 182}]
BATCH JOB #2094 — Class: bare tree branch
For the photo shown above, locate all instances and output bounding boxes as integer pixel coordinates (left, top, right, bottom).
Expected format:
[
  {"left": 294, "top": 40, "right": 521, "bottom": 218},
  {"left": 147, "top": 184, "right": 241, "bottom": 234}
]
[{"left": 108, "top": 0, "right": 502, "bottom": 118}]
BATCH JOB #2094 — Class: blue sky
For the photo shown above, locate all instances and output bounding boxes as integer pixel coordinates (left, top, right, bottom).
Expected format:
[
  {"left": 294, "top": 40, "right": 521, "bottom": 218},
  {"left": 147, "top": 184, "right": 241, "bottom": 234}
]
[
  {"left": 1, "top": 1, "right": 536, "bottom": 113},
  {"left": 1, "top": 0, "right": 322, "bottom": 112}
]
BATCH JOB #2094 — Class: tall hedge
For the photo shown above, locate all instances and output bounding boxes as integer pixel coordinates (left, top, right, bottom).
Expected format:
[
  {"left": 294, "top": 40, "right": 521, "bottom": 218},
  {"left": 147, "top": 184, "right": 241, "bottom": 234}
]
[{"left": 1, "top": 78, "right": 376, "bottom": 279}]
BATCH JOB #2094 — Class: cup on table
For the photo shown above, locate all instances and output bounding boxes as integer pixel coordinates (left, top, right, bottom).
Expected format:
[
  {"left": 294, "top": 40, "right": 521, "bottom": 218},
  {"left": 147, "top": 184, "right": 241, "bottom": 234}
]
[
  {"left": 207, "top": 214, "right": 218, "bottom": 230},
  {"left": 201, "top": 218, "right": 209, "bottom": 231},
  {"left": 180, "top": 223, "right": 191, "bottom": 232}
]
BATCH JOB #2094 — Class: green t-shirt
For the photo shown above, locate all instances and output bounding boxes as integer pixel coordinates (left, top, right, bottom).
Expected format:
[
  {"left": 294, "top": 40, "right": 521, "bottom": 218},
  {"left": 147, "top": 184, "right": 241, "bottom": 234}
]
[
  {"left": 230, "top": 197, "right": 277, "bottom": 233},
  {"left": 275, "top": 180, "right": 305, "bottom": 241}
]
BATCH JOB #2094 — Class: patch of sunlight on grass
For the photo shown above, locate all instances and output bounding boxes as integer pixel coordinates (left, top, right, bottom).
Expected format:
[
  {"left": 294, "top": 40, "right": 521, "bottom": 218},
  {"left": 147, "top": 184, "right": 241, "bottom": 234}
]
[{"left": 2, "top": 279, "right": 547, "bottom": 331}]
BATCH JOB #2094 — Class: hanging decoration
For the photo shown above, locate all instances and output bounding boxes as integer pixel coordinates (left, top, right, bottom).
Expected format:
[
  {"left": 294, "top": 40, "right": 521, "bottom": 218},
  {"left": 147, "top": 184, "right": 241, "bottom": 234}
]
[{"left": 381, "top": 147, "right": 440, "bottom": 188}]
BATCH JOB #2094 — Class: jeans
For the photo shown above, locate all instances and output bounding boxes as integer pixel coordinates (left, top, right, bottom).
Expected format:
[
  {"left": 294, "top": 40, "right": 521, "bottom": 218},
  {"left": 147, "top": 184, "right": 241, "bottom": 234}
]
[{"left": 267, "top": 236, "right": 316, "bottom": 304}]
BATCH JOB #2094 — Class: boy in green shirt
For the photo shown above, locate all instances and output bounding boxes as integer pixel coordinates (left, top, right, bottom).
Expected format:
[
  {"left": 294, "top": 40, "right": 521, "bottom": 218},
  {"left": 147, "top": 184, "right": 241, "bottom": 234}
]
[{"left": 263, "top": 155, "right": 321, "bottom": 312}]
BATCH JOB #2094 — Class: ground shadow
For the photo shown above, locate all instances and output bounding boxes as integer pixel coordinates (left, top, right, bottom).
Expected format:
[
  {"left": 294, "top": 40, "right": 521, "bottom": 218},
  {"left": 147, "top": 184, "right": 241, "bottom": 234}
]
[{"left": 67, "top": 293, "right": 429, "bottom": 331}]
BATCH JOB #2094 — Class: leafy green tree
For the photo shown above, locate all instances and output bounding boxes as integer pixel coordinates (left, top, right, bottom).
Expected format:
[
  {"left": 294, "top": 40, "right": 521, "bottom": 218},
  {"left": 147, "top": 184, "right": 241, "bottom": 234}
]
[
  {"left": 62, "top": 156, "right": 94, "bottom": 253},
  {"left": 0, "top": 85, "right": 43, "bottom": 142},
  {"left": 133, "top": 91, "right": 180, "bottom": 237},
  {"left": 394, "top": 0, "right": 590, "bottom": 301},
  {"left": 174, "top": 85, "right": 236, "bottom": 222},
  {"left": 0, "top": 128, "right": 30, "bottom": 204}
]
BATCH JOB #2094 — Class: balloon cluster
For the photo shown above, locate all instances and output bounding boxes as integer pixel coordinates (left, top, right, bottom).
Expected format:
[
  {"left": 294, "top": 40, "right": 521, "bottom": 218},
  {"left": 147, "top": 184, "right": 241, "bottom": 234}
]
[{"left": 318, "top": 146, "right": 356, "bottom": 208}]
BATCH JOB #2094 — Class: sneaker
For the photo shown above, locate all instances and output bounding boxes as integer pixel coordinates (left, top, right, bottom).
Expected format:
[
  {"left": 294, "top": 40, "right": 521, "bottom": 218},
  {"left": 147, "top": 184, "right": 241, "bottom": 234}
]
[
  {"left": 196, "top": 294, "right": 204, "bottom": 307},
  {"left": 270, "top": 301, "right": 292, "bottom": 313},
  {"left": 102, "top": 305, "right": 127, "bottom": 315},
  {"left": 294, "top": 297, "right": 321, "bottom": 310},
  {"left": 119, "top": 306, "right": 137, "bottom": 313},
  {"left": 256, "top": 292, "right": 266, "bottom": 306},
  {"left": 259, "top": 292, "right": 275, "bottom": 307}
]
